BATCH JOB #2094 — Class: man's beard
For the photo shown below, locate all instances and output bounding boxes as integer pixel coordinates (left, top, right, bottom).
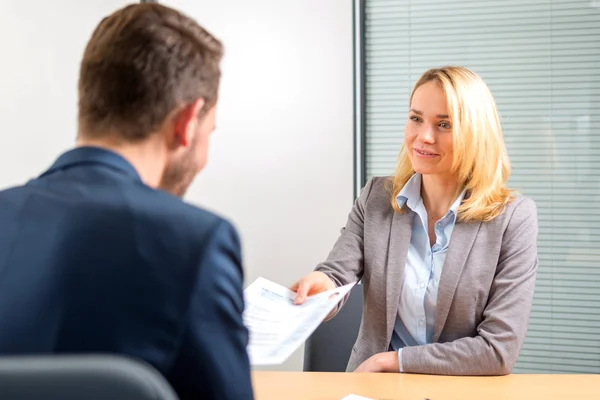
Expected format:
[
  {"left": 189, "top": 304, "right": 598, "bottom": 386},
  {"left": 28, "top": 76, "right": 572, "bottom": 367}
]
[{"left": 159, "top": 137, "right": 200, "bottom": 198}]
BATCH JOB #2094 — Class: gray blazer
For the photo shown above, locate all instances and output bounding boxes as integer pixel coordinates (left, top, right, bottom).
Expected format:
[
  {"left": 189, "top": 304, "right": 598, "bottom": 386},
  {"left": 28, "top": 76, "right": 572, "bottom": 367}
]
[{"left": 315, "top": 176, "right": 538, "bottom": 375}]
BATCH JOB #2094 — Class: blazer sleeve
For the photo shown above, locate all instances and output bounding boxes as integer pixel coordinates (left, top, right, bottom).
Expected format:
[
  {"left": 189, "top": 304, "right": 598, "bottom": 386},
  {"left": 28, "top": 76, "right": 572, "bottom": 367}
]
[
  {"left": 402, "top": 197, "right": 539, "bottom": 376},
  {"left": 314, "top": 177, "right": 377, "bottom": 314},
  {"left": 167, "top": 219, "right": 254, "bottom": 400}
]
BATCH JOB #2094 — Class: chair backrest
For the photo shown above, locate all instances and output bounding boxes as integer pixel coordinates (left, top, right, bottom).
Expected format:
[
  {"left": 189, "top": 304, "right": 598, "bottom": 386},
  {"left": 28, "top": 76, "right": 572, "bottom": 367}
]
[
  {"left": 303, "top": 284, "right": 363, "bottom": 372},
  {"left": 0, "top": 355, "right": 179, "bottom": 400}
]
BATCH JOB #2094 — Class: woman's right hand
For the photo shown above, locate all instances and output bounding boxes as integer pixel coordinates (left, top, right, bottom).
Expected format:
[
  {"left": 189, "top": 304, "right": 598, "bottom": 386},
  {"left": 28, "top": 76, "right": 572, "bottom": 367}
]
[{"left": 290, "top": 271, "right": 336, "bottom": 305}]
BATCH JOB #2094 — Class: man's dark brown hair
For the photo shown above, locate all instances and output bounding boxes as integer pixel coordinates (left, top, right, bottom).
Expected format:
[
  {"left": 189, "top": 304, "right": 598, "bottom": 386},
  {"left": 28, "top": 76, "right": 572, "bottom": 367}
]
[{"left": 78, "top": 3, "right": 223, "bottom": 141}]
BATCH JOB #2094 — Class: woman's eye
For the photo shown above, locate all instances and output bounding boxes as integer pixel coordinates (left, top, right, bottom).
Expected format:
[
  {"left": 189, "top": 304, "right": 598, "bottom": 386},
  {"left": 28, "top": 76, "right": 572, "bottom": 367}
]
[
  {"left": 439, "top": 122, "right": 452, "bottom": 129},
  {"left": 410, "top": 115, "right": 421, "bottom": 122}
]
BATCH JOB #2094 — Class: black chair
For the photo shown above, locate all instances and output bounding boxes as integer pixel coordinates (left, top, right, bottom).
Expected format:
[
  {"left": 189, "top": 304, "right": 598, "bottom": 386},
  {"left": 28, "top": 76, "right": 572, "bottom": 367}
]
[
  {"left": 303, "top": 284, "right": 363, "bottom": 372},
  {"left": 0, "top": 355, "right": 179, "bottom": 400}
]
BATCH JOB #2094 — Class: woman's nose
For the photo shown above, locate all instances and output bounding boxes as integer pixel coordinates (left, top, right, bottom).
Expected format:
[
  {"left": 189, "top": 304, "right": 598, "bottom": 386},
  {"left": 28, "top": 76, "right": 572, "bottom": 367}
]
[{"left": 418, "top": 124, "right": 435, "bottom": 143}]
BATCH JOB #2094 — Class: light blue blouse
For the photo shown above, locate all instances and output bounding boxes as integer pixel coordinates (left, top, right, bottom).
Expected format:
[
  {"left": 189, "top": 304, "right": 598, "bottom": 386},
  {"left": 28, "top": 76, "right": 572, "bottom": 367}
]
[{"left": 389, "top": 173, "right": 465, "bottom": 372}]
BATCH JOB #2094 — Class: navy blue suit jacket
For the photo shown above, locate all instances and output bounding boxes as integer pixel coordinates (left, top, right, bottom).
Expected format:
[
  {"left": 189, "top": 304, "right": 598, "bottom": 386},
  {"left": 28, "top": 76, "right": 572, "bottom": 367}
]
[{"left": 0, "top": 147, "right": 253, "bottom": 400}]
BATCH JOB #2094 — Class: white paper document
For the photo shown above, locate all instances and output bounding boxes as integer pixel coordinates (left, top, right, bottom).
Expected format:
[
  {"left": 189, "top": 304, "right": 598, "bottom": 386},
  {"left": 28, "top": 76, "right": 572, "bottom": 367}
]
[{"left": 243, "top": 277, "right": 356, "bottom": 365}]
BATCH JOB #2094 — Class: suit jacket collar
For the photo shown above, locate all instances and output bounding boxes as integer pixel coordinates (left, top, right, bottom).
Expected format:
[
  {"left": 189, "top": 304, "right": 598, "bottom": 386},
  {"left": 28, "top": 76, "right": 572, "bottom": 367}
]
[
  {"left": 433, "top": 220, "right": 481, "bottom": 341},
  {"left": 385, "top": 210, "right": 413, "bottom": 348},
  {"left": 39, "top": 146, "right": 142, "bottom": 182}
]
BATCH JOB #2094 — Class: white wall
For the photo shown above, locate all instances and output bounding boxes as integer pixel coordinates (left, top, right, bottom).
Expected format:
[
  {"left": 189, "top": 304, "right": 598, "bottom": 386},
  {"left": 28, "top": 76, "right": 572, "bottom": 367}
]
[
  {"left": 0, "top": 0, "right": 354, "bottom": 372},
  {"left": 166, "top": 0, "right": 354, "bottom": 371},
  {"left": 0, "top": 0, "right": 131, "bottom": 187}
]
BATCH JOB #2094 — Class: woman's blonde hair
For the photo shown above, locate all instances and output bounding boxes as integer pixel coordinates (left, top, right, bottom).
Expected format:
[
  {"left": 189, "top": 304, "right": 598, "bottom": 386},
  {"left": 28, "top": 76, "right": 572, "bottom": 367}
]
[{"left": 390, "top": 66, "right": 513, "bottom": 222}]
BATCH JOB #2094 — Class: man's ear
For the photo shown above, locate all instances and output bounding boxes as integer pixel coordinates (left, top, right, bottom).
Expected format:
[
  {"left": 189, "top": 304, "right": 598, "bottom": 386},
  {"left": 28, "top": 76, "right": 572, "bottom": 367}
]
[{"left": 172, "top": 99, "right": 206, "bottom": 147}]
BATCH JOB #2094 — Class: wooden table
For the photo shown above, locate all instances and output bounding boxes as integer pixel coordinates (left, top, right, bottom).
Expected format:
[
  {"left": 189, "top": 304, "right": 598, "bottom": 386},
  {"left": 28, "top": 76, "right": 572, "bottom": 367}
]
[{"left": 252, "top": 371, "right": 600, "bottom": 400}]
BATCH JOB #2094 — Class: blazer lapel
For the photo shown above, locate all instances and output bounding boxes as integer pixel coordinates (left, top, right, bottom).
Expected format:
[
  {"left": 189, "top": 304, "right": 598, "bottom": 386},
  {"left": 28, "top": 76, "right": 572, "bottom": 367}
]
[
  {"left": 433, "top": 220, "right": 481, "bottom": 342},
  {"left": 384, "top": 211, "right": 413, "bottom": 349}
]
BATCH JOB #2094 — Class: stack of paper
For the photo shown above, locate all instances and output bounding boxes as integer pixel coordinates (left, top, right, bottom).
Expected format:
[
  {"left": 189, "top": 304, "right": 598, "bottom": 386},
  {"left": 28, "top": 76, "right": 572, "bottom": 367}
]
[{"left": 243, "top": 277, "right": 355, "bottom": 365}]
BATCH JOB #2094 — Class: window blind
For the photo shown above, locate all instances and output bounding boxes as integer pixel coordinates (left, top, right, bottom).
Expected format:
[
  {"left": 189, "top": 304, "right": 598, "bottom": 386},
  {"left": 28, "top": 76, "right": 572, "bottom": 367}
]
[{"left": 363, "top": 0, "right": 600, "bottom": 373}]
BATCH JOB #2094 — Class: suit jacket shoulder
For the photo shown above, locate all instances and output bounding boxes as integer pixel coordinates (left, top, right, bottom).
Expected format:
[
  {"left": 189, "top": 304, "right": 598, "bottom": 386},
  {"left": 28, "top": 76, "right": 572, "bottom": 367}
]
[
  {"left": 132, "top": 185, "right": 233, "bottom": 237},
  {"left": 484, "top": 194, "right": 538, "bottom": 236},
  {"left": 0, "top": 167, "right": 252, "bottom": 399},
  {"left": 362, "top": 176, "right": 394, "bottom": 207}
]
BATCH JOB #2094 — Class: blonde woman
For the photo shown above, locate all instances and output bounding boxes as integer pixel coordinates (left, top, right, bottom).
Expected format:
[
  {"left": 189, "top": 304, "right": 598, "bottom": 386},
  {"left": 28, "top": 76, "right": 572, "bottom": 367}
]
[{"left": 291, "top": 66, "right": 538, "bottom": 376}]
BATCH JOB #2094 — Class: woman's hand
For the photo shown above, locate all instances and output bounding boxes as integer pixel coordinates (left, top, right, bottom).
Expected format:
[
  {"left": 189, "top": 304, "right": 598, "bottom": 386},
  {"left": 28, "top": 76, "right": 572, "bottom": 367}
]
[
  {"left": 353, "top": 352, "right": 400, "bottom": 373},
  {"left": 289, "top": 271, "right": 336, "bottom": 304}
]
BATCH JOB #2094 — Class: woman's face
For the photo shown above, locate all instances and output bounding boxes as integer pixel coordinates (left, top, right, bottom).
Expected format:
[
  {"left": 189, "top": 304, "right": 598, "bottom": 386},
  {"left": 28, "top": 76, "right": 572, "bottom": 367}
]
[{"left": 404, "top": 81, "right": 455, "bottom": 178}]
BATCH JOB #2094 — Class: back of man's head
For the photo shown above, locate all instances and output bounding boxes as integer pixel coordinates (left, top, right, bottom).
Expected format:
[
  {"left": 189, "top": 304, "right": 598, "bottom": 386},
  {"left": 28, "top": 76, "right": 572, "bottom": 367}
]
[{"left": 78, "top": 3, "right": 223, "bottom": 142}]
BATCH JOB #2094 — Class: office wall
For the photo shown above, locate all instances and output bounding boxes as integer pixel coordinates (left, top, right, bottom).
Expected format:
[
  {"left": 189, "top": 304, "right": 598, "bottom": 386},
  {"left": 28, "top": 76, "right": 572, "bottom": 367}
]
[
  {"left": 0, "top": 0, "right": 131, "bottom": 187},
  {"left": 165, "top": 0, "right": 354, "bottom": 371},
  {"left": 0, "top": 0, "right": 354, "bottom": 372}
]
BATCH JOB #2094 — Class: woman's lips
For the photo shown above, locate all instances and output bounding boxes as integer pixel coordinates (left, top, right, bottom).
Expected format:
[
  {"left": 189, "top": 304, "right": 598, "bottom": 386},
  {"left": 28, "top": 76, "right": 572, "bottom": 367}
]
[{"left": 414, "top": 148, "right": 439, "bottom": 158}]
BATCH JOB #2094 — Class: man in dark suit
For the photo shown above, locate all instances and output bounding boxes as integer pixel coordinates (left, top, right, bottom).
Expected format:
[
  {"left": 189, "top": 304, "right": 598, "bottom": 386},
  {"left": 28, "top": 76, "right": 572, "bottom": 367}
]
[{"left": 0, "top": 3, "right": 253, "bottom": 399}]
